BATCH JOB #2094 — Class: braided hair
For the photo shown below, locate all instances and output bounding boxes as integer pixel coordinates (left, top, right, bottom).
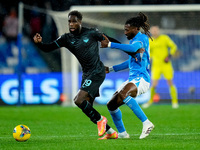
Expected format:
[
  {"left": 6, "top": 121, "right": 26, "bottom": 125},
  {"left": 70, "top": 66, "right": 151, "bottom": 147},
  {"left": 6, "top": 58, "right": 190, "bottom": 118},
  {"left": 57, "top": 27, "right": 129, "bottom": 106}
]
[{"left": 125, "top": 12, "right": 152, "bottom": 41}]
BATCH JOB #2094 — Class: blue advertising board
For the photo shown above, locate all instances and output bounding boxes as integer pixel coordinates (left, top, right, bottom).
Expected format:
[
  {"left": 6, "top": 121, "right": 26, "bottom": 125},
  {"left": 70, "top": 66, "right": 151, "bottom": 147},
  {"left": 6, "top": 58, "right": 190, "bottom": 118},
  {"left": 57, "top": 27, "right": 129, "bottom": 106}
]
[
  {"left": 0, "top": 73, "right": 62, "bottom": 105},
  {"left": 0, "top": 71, "right": 199, "bottom": 105}
]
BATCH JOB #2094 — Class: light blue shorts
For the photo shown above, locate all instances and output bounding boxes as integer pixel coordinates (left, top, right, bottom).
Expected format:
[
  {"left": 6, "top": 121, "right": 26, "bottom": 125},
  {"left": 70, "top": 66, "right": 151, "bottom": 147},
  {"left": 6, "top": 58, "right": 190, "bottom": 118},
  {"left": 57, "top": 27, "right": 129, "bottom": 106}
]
[{"left": 116, "top": 77, "right": 150, "bottom": 98}]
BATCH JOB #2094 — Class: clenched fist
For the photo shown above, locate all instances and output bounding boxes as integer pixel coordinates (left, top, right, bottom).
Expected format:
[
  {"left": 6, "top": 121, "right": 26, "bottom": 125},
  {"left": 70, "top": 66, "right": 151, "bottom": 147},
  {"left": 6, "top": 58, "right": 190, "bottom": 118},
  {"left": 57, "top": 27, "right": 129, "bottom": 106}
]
[{"left": 33, "top": 33, "right": 42, "bottom": 43}]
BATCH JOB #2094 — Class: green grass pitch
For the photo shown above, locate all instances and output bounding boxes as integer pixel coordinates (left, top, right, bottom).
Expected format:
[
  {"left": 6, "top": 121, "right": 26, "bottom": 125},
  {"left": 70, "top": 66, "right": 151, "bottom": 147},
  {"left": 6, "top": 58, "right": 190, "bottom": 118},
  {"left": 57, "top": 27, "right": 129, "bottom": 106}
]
[{"left": 0, "top": 104, "right": 200, "bottom": 150}]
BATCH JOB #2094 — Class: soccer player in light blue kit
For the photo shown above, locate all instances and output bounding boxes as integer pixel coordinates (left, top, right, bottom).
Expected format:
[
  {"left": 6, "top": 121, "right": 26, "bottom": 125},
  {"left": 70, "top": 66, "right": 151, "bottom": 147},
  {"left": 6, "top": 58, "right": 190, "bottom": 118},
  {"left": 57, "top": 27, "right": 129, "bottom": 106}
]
[{"left": 99, "top": 12, "right": 154, "bottom": 140}]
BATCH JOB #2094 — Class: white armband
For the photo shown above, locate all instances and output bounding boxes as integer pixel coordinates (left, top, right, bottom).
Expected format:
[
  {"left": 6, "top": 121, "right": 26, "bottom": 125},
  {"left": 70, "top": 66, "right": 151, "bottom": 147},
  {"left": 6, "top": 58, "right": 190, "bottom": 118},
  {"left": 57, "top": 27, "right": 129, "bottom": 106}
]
[
  {"left": 108, "top": 42, "right": 111, "bottom": 48},
  {"left": 109, "top": 66, "right": 114, "bottom": 72}
]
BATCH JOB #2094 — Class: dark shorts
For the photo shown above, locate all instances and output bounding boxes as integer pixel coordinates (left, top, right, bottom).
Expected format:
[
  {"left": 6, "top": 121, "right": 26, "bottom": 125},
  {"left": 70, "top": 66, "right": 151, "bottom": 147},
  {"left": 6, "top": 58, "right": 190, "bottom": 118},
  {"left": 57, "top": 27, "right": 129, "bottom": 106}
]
[{"left": 80, "top": 70, "right": 105, "bottom": 98}]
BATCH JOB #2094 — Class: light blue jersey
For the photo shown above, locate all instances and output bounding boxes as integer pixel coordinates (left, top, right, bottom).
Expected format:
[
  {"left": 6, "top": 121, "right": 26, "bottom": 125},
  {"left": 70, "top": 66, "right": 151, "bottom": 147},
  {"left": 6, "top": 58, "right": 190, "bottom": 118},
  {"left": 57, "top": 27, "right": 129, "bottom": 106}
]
[{"left": 111, "top": 32, "right": 150, "bottom": 83}]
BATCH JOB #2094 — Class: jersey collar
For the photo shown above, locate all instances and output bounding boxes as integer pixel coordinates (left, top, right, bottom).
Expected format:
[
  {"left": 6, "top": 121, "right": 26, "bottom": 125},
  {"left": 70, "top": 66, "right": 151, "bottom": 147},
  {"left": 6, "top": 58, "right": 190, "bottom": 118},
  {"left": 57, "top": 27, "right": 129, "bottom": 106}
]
[
  {"left": 133, "top": 32, "right": 142, "bottom": 39},
  {"left": 130, "top": 32, "right": 142, "bottom": 43}
]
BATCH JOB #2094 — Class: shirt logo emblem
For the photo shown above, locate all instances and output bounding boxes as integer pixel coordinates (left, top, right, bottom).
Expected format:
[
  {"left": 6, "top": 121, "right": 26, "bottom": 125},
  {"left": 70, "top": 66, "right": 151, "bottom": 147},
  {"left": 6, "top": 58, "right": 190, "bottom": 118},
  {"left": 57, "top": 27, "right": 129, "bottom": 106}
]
[{"left": 83, "top": 38, "right": 89, "bottom": 43}]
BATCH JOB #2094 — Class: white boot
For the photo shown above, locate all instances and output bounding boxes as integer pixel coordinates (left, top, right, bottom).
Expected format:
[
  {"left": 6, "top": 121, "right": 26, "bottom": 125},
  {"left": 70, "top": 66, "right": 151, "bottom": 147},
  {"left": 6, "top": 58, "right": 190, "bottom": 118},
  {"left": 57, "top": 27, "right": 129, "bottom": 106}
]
[{"left": 139, "top": 121, "right": 154, "bottom": 139}]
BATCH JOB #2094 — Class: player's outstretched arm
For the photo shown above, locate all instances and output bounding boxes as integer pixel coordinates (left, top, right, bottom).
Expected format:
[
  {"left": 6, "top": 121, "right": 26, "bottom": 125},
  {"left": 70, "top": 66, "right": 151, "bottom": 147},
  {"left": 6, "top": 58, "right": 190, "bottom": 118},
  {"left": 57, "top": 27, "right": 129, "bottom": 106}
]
[
  {"left": 101, "top": 35, "right": 143, "bottom": 54},
  {"left": 103, "top": 34, "right": 121, "bottom": 44},
  {"left": 104, "top": 61, "right": 129, "bottom": 74},
  {"left": 112, "top": 60, "right": 129, "bottom": 72},
  {"left": 33, "top": 33, "right": 59, "bottom": 53}
]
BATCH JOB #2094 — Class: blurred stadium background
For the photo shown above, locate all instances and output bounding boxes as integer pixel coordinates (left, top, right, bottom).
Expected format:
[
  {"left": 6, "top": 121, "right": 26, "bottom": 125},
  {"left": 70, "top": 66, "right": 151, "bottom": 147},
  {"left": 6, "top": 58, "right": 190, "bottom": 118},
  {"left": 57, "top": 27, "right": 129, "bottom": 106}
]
[{"left": 0, "top": 0, "right": 200, "bottom": 106}]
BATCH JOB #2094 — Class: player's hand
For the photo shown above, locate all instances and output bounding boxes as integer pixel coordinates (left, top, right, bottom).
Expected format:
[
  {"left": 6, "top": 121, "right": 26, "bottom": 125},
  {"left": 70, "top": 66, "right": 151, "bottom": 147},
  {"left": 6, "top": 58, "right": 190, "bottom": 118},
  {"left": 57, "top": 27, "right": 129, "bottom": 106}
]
[
  {"left": 134, "top": 48, "right": 145, "bottom": 61},
  {"left": 101, "top": 34, "right": 110, "bottom": 48},
  {"left": 104, "top": 66, "right": 109, "bottom": 73},
  {"left": 33, "top": 33, "right": 42, "bottom": 43},
  {"left": 164, "top": 54, "right": 172, "bottom": 63},
  {"left": 136, "top": 48, "right": 145, "bottom": 53}
]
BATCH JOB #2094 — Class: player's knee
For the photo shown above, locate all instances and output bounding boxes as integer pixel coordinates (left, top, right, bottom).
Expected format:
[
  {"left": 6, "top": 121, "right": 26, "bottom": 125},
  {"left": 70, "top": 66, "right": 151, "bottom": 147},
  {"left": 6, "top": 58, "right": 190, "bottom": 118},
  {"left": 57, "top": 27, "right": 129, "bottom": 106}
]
[
  {"left": 152, "top": 81, "right": 158, "bottom": 87},
  {"left": 118, "top": 91, "right": 128, "bottom": 100},
  {"left": 74, "top": 97, "right": 83, "bottom": 107},
  {"left": 74, "top": 100, "right": 80, "bottom": 107}
]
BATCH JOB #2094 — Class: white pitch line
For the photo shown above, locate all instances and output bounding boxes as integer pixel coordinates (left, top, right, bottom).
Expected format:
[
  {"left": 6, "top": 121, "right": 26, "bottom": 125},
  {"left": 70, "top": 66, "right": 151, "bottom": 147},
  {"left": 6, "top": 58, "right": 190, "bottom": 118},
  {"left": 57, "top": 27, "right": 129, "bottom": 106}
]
[{"left": 0, "top": 133, "right": 200, "bottom": 139}]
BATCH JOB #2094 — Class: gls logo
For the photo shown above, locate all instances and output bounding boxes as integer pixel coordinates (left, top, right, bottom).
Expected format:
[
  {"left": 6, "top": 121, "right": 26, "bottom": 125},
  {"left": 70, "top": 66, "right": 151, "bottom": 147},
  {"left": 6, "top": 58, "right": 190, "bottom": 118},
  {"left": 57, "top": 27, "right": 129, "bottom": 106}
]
[
  {"left": 0, "top": 78, "right": 60, "bottom": 105},
  {"left": 82, "top": 79, "right": 92, "bottom": 88}
]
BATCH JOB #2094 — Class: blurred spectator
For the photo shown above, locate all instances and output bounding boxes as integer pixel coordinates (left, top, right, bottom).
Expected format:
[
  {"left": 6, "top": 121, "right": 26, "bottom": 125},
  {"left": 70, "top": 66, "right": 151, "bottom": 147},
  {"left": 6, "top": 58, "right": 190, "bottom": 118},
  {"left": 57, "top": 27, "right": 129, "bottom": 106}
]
[
  {"left": 124, "top": 0, "right": 142, "bottom": 4},
  {"left": 42, "top": 1, "right": 57, "bottom": 43},
  {"left": 2, "top": 7, "right": 18, "bottom": 56},
  {"left": 30, "top": 4, "right": 42, "bottom": 38},
  {"left": 0, "top": 4, "right": 7, "bottom": 36},
  {"left": 2, "top": 7, "right": 18, "bottom": 41}
]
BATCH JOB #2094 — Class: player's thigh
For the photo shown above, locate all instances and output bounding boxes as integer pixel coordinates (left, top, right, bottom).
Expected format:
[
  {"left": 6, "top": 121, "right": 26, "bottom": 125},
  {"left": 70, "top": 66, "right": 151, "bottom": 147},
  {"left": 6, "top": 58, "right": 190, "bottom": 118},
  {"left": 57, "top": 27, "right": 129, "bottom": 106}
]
[
  {"left": 162, "top": 64, "right": 174, "bottom": 80},
  {"left": 130, "top": 77, "right": 150, "bottom": 97},
  {"left": 151, "top": 66, "right": 162, "bottom": 80},
  {"left": 119, "top": 82, "right": 137, "bottom": 98},
  {"left": 152, "top": 79, "right": 159, "bottom": 87},
  {"left": 116, "top": 80, "right": 129, "bottom": 93}
]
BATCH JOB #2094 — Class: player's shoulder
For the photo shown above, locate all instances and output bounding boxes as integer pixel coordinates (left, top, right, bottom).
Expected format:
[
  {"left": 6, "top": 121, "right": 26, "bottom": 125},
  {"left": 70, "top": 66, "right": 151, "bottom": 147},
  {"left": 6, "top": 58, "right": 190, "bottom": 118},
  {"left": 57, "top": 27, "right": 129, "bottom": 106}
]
[
  {"left": 85, "top": 27, "right": 100, "bottom": 32},
  {"left": 60, "top": 33, "right": 68, "bottom": 37},
  {"left": 139, "top": 33, "right": 149, "bottom": 42},
  {"left": 89, "top": 27, "right": 99, "bottom": 31},
  {"left": 60, "top": 33, "right": 70, "bottom": 39},
  {"left": 160, "top": 34, "right": 170, "bottom": 39},
  {"left": 138, "top": 32, "right": 148, "bottom": 39},
  {"left": 55, "top": 33, "right": 67, "bottom": 40},
  {"left": 80, "top": 27, "right": 98, "bottom": 34}
]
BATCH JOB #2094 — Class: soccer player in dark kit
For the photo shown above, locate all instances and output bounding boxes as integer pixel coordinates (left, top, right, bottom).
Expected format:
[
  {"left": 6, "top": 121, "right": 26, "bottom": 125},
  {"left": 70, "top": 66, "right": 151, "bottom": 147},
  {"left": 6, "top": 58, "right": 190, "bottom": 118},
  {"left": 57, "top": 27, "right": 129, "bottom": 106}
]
[{"left": 33, "top": 10, "right": 119, "bottom": 139}]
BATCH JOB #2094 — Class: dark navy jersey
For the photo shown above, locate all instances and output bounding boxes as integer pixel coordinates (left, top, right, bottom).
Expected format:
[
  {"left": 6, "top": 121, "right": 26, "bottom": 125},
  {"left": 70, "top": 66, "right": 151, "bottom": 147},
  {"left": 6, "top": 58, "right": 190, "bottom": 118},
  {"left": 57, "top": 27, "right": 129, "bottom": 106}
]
[
  {"left": 55, "top": 27, "right": 104, "bottom": 73},
  {"left": 36, "top": 27, "right": 120, "bottom": 74}
]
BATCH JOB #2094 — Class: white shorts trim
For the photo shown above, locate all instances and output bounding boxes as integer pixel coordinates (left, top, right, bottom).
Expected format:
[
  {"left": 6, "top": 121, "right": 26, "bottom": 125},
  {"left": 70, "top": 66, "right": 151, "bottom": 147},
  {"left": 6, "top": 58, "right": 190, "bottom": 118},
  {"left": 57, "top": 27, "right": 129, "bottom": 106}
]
[{"left": 116, "top": 77, "right": 150, "bottom": 98}]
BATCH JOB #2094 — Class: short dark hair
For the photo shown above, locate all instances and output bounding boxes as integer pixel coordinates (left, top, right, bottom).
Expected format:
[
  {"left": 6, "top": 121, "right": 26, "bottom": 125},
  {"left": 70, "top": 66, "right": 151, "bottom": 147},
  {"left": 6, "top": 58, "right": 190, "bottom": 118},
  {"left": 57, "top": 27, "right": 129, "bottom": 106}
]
[{"left": 68, "top": 10, "right": 83, "bottom": 21}]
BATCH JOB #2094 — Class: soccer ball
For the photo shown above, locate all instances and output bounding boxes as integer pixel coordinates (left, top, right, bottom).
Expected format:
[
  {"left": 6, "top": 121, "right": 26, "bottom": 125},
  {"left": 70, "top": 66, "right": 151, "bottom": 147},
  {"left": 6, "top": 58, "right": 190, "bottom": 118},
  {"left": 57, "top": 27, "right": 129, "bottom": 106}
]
[{"left": 13, "top": 125, "right": 31, "bottom": 142}]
